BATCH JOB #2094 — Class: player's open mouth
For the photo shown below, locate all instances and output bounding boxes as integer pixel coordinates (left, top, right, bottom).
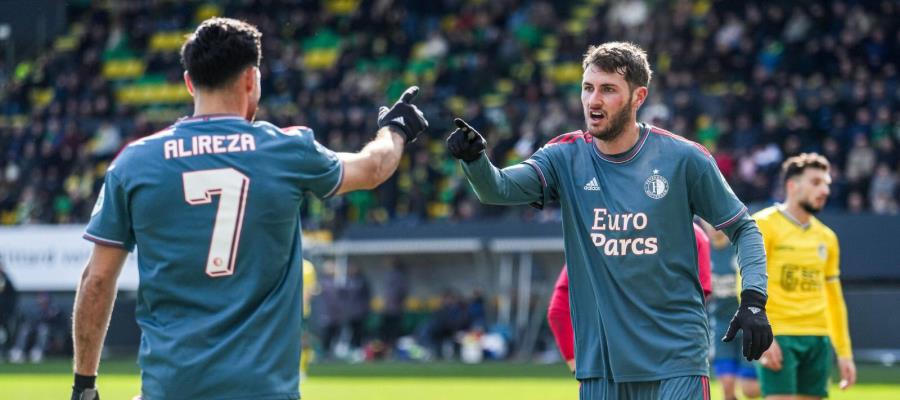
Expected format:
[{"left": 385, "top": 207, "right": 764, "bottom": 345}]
[{"left": 589, "top": 111, "right": 606, "bottom": 122}]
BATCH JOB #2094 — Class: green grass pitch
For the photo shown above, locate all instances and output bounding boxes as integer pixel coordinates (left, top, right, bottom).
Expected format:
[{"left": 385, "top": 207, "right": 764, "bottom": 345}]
[{"left": 1, "top": 359, "right": 898, "bottom": 399}]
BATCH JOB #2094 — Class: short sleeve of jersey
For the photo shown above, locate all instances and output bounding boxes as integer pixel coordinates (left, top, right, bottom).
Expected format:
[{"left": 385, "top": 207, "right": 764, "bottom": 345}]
[
  {"left": 753, "top": 213, "right": 774, "bottom": 255},
  {"left": 688, "top": 151, "right": 747, "bottom": 230},
  {"left": 283, "top": 126, "right": 343, "bottom": 199},
  {"left": 522, "top": 144, "right": 561, "bottom": 207},
  {"left": 84, "top": 169, "right": 136, "bottom": 251},
  {"left": 825, "top": 230, "right": 840, "bottom": 279}
]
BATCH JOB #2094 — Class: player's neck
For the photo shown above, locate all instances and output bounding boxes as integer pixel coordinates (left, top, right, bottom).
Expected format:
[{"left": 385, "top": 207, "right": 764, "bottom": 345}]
[
  {"left": 782, "top": 201, "right": 812, "bottom": 225},
  {"left": 594, "top": 121, "right": 641, "bottom": 155},
  {"left": 192, "top": 90, "right": 248, "bottom": 119}
]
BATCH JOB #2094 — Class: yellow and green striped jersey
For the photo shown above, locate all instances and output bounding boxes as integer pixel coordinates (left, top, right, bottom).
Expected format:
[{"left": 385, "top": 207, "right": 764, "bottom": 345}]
[{"left": 752, "top": 205, "right": 852, "bottom": 357}]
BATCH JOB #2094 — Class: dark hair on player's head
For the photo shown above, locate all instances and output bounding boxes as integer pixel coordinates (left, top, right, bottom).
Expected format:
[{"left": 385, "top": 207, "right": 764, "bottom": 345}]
[
  {"left": 781, "top": 152, "right": 830, "bottom": 184},
  {"left": 582, "top": 42, "right": 652, "bottom": 91},
  {"left": 180, "top": 17, "right": 262, "bottom": 89}
]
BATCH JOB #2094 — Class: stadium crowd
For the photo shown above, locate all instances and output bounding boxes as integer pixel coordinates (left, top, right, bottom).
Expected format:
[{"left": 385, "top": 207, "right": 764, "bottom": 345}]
[{"left": 0, "top": 0, "right": 898, "bottom": 232}]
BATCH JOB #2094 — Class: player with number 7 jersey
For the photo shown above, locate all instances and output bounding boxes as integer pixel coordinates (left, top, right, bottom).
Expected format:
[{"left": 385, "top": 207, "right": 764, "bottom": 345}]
[{"left": 74, "top": 17, "right": 428, "bottom": 400}]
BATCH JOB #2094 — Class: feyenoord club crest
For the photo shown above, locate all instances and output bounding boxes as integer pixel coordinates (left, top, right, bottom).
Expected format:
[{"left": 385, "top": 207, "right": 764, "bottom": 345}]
[{"left": 644, "top": 169, "right": 668, "bottom": 199}]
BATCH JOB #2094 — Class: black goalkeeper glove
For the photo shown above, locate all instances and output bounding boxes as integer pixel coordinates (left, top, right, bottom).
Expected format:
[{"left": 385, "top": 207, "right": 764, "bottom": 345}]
[
  {"left": 71, "top": 373, "right": 100, "bottom": 400},
  {"left": 722, "top": 290, "right": 774, "bottom": 361},
  {"left": 446, "top": 118, "right": 486, "bottom": 163},
  {"left": 377, "top": 86, "right": 429, "bottom": 143}
]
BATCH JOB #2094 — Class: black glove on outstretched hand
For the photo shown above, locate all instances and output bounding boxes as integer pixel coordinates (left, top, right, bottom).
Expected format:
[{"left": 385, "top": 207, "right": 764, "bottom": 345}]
[
  {"left": 446, "top": 118, "right": 486, "bottom": 163},
  {"left": 377, "top": 86, "right": 429, "bottom": 143},
  {"left": 71, "top": 373, "right": 100, "bottom": 400},
  {"left": 722, "top": 289, "right": 774, "bottom": 361}
]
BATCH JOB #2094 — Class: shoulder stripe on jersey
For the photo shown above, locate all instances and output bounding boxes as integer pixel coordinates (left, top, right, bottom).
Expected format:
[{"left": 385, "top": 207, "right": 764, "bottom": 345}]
[
  {"left": 649, "top": 126, "right": 712, "bottom": 157},
  {"left": 546, "top": 130, "right": 588, "bottom": 146},
  {"left": 592, "top": 125, "right": 650, "bottom": 164},
  {"left": 522, "top": 160, "right": 547, "bottom": 187},
  {"left": 279, "top": 125, "right": 313, "bottom": 137},
  {"left": 128, "top": 127, "right": 175, "bottom": 147},
  {"left": 714, "top": 206, "right": 748, "bottom": 230},
  {"left": 323, "top": 160, "right": 345, "bottom": 199},
  {"left": 112, "top": 126, "right": 176, "bottom": 162},
  {"left": 83, "top": 232, "right": 127, "bottom": 248},
  {"left": 281, "top": 125, "right": 312, "bottom": 132}
]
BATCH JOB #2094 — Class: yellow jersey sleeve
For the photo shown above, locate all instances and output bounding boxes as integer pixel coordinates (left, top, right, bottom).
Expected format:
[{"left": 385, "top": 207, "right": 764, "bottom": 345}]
[
  {"left": 825, "top": 231, "right": 840, "bottom": 279},
  {"left": 823, "top": 232, "right": 853, "bottom": 358},
  {"left": 753, "top": 212, "right": 774, "bottom": 258},
  {"left": 302, "top": 259, "right": 318, "bottom": 316}
]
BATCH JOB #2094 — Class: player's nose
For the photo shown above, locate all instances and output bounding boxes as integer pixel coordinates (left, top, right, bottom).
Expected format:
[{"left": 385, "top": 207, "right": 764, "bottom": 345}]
[{"left": 585, "top": 91, "right": 604, "bottom": 108}]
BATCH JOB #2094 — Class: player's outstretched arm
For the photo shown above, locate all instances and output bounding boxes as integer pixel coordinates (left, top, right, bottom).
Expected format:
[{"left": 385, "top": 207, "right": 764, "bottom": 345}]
[
  {"left": 335, "top": 86, "right": 429, "bottom": 195},
  {"left": 72, "top": 243, "right": 128, "bottom": 399},
  {"left": 447, "top": 118, "right": 543, "bottom": 205}
]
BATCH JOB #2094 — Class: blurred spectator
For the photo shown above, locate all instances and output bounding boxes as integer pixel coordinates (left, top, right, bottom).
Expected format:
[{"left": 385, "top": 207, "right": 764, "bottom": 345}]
[
  {"left": 380, "top": 260, "right": 408, "bottom": 356},
  {"left": 869, "top": 163, "right": 898, "bottom": 215},
  {"left": 422, "top": 288, "right": 469, "bottom": 360},
  {"left": 846, "top": 134, "right": 877, "bottom": 194},
  {"left": 315, "top": 262, "right": 343, "bottom": 359},
  {"left": 8, "top": 292, "right": 66, "bottom": 363},
  {"left": 344, "top": 265, "right": 371, "bottom": 353},
  {"left": 0, "top": 262, "right": 18, "bottom": 358},
  {"left": 467, "top": 289, "right": 486, "bottom": 330}
]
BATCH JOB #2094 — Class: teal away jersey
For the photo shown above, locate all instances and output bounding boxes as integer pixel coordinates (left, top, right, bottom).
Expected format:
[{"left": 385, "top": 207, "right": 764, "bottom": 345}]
[
  {"left": 524, "top": 123, "right": 748, "bottom": 381},
  {"left": 85, "top": 115, "right": 342, "bottom": 400}
]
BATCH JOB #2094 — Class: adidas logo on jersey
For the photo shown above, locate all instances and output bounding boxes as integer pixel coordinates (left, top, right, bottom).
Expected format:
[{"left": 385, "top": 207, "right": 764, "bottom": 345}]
[{"left": 584, "top": 177, "right": 600, "bottom": 191}]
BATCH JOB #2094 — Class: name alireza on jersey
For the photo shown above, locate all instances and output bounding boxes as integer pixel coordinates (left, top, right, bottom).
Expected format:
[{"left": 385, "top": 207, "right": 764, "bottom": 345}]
[{"left": 164, "top": 133, "right": 257, "bottom": 159}]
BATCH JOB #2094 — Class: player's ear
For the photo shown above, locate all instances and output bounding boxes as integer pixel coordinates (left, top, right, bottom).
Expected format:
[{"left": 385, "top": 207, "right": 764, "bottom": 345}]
[
  {"left": 784, "top": 177, "right": 796, "bottom": 195},
  {"left": 184, "top": 71, "right": 195, "bottom": 96},
  {"left": 243, "top": 67, "right": 257, "bottom": 94},
  {"left": 633, "top": 86, "right": 648, "bottom": 109}
]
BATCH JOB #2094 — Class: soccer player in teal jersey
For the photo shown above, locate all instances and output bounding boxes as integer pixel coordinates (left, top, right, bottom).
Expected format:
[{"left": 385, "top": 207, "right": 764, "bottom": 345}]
[
  {"left": 703, "top": 222, "right": 761, "bottom": 400},
  {"left": 71, "top": 18, "right": 428, "bottom": 400},
  {"left": 447, "top": 42, "right": 773, "bottom": 400}
]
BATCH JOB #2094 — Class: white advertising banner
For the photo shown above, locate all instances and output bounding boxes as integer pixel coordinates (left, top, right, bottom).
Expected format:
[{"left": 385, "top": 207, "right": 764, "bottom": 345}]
[{"left": 0, "top": 225, "right": 139, "bottom": 291}]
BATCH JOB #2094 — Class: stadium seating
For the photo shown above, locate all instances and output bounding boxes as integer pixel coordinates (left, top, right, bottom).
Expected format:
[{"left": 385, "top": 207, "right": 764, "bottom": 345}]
[{"left": 0, "top": 0, "right": 897, "bottom": 230}]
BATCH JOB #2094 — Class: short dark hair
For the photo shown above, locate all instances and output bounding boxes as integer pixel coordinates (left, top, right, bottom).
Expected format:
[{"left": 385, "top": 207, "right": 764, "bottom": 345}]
[
  {"left": 582, "top": 42, "right": 652, "bottom": 91},
  {"left": 180, "top": 18, "right": 262, "bottom": 89},
  {"left": 782, "top": 153, "right": 830, "bottom": 183}
]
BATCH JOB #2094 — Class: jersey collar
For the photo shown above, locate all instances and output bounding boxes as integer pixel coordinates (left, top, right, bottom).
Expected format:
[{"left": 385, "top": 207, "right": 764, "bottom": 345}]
[
  {"left": 591, "top": 123, "right": 650, "bottom": 164},
  {"left": 776, "top": 204, "right": 811, "bottom": 230},
  {"left": 175, "top": 113, "right": 249, "bottom": 125}
]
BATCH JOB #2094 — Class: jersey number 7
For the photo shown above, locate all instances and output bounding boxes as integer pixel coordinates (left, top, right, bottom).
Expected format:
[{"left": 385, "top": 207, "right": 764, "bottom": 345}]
[{"left": 182, "top": 168, "right": 250, "bottom": 277}]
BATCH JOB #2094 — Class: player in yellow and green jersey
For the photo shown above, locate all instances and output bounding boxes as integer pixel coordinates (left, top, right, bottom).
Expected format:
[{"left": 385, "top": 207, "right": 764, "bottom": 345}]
[
  {"left": 301, "top": 259, "right": 318, "bottom": 381},
  {"left": 752, "top": 153, "right": 856, "bottom": 400}
]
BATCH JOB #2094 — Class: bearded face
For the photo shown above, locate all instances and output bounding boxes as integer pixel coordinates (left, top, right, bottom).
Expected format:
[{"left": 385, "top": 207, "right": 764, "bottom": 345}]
[{"left": 581, "top": 66, "right": 637, "bottom": 142}]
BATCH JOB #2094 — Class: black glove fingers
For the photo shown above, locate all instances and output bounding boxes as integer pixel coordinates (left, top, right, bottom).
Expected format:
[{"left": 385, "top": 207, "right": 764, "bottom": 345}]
[
  {"left": 447, "top": 139, "right": 460, "bottom": 155},
  {"left": 415, "top": 107, "right": 428, "bottom": 127},
  {"left": 755, "top": 328, "right": 766, "bottom": 359},
  {"left": 721, "top": 317, "right": 738, "bottom": 342},
  {"left": 399, "top": 86, "right": 419, "bottom": 104},
  {"left": 742, "top": 327, "right": 752, "bottom": 360}
]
